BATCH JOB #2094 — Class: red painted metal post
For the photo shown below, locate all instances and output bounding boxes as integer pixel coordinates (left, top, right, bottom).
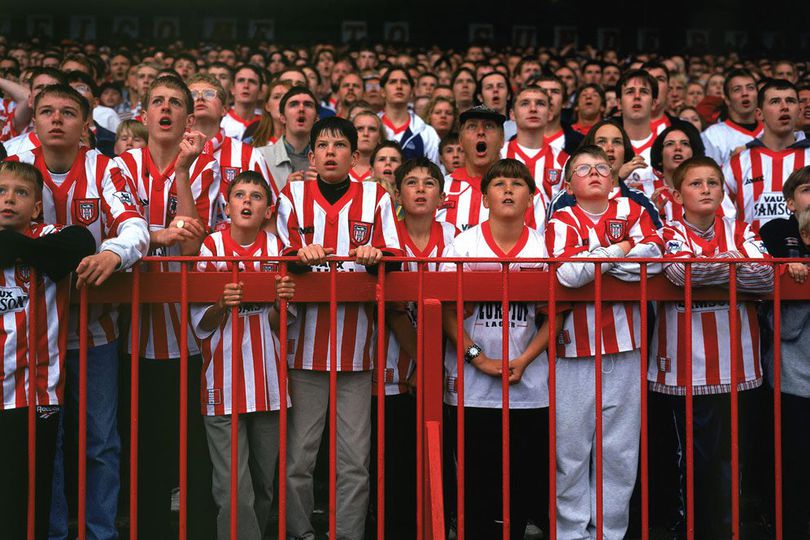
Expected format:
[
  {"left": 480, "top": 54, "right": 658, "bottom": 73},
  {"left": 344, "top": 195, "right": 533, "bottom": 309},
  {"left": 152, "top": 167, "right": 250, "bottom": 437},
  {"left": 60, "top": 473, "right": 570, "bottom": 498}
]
[
  {"left": 26, "top": 270, "right": 38, "bottom": 540},
  {"left": 179, "top": 265, "right": 189, "bottom": 539},
  {"left": 639, "top": 264, "right": 649, "bottom": 540},
  {"left": 376, "top": 267, "right": 387, "bottom": 539},
  {"left": 773, "top": 263, "right": 783, "bottom": 540},
  {"left": 278, "top": 262, "right": 289, "bottom": 539},
  {"left": 684, "top": 264, "right": 695, "bottom": 540},
  {"left": 728, "top": 264, "right": 740, "bottom": 539},
  {"left": 78, "top": 286, "right": 88, "bottom": 540},
  {"left": 500, "top": 264, "right": 511, "bottom": 540},
  {"left": 594, "top": 264, "right": 603, "bottom": 540},
  {"left": 422, "top": 298, "right": 445, "bottom": 540},
  {"left": 416, "top": 263, "right": 425, "bottom": 540},
  {"left": 455, "top": 263, "right": 465, "bottom": 540},
  {"left": 129, "top": 267, "right": 141, "bottom": 540},
  {"left": 329, "top": 262, "right": 338, "bottom": 540},
  {"left": 547, "top": 263, "right": 558, "bottom": 540},
  {"left": 230, "top": 264, "right": 240, "bottom": 540}
]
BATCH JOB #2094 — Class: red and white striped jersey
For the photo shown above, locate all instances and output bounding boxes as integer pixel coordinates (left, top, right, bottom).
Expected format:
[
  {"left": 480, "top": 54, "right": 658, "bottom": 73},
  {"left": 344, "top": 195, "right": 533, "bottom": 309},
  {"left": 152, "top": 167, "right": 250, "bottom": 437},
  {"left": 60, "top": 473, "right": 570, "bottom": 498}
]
[
  {"left": 7, "top": 146, "right": 147, "bottom": 349},
  {"left": 116, "top": 146, "right": 222, "bottom": 359},
  {"left": 190, "top": 228, "right": 288, "bottom": 415},
  {"left": 702, "top": 120, "right": 763, "bottom": 165},
  {"left": 220, "top": 109, "right": 261, "bottom": 141},
  {"left": 440, "top": 222, "right": 551, "bottom": 408},
  {"left": 0, "top": 109, "right": 30, "bottom": 143},
  {"left": 349, "top": 167, "right": 371, "bottom": 183},
  {"left": 500, "top": 139, "right": 568, "bottom": 207},
  {"left": 650, "top": 115, "right": 671, "bottom": 138},
  {"left": 544, "top": 129, "right": 565, "bottom": 154},
  {"left": 722, "top": 142, "right": 810, "bottom": 230},
  {"left": 649, "top": 217, "right": 771, "bottom": 393},
  {"left": 1, "top": 224, "right": 70, "bottom": 410},
  {"left": 436, "top": 167, "right": 548, "bottom": 233},
  {"left": 276, "top": 178, "right": 403, "bottom": 371},
  {"left": 547, "top": 197, "right": 663, "bottom": 358},
  {"left": 0, "top": 97, "right": 16, "bottom": 125},
  {"left": 3, "top": 131, "right": 40, "bottom": 156},
  {"left": 373, "top": 220, "right": 457, "bottom": 396},
  {"left": 626, "top": 134, "right": 659, "bottom": 198}
]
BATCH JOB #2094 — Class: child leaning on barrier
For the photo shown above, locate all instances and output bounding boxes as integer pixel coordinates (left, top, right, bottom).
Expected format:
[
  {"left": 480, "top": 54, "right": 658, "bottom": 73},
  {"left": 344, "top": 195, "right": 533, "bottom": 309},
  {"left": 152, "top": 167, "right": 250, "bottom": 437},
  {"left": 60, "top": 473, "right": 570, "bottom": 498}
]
[
  {"left": 441, "top": 158, "right": 563, "bottom": 539},
  {"left": 0, "top": 161, "right": 96, "bottom": 540},
  {"left": 650, "top": 156, "right": 773, "bottom": 539},
  {"left": 758, "top": 165, "right": 810, "bottom": 539},
  {"left": 190, "top": 170, "right": 295, "bottom": 540},
  {"left": 545, "top": 145, "right": 663, "bottom": 540}
]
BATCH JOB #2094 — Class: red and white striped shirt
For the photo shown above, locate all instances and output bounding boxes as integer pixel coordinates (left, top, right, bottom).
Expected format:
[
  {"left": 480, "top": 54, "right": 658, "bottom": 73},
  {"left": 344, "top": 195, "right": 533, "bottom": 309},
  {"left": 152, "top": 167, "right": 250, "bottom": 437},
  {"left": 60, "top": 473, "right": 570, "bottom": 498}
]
[
  {"left": 702, "top": 120, "right": 763, "bottom": 165},
  {"left": 440, "top": 221, "right": 551, "bottom": 408},
  {"left": 722, "top": 142, "right": 810, "bottom": 230},
  {"left": 3, "top": 131, "right": 40, "bottom": 157},
  {"left": 544, "top": 129, "right": 565, "bottom": 154},
  {"left": 547, "top": 197, "right": 663, "bottom": 358},
  {"left": 116, "top": 146, "right": 222, "bottom": 359},
  {"left": 0, "top": 97, "right": 16, "bottom": 125},
  {"left": 501, "top": 139, "right": 568, "bottom": 207},
  {"left": 650, "top": 216, "right": 773, "bottom": 394},
  {"left": 650, "top": 115, "right": 671, "bottom": 138},
  {"left": 626, "top": 133, "right": 659, "bottom": 198},
  {"left": 374, "top": 220, "right": 456, "bottom": 395},
  {"left": 7, "top": 147, "right": 148, "bottom": 349},
  {"left": 190, "top": 229, "right": 288, "bottom": 415},
  {"left": 276, "top": 178, "right": 403, "bottom": 371},
  {"left": 220, "top": 109, "right": 261, "bottom": 141},
  {"left": 0, "top": 109, "right": 30, "bottom": 143},
  {"left": 1, "top": 224, "right": 70, "bottom": 410},
  {"left": 349, "top": 167, "right": 372, "bottom": 183}
]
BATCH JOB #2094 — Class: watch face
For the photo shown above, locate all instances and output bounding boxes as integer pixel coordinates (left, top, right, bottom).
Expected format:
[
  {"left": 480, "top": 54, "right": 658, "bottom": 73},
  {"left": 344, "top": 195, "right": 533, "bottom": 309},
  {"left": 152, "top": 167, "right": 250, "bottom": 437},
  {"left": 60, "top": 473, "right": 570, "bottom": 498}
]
[{"left": 470, "top": 346, "right": 480, "bottom": 355}]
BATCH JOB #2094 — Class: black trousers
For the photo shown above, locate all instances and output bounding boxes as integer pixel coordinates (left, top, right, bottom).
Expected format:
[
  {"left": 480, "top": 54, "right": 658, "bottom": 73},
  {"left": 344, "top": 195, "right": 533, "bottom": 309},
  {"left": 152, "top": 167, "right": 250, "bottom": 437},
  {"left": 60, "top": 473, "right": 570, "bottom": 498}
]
[
  {"left": 446, "top": 406, "right": 550, "bottom": 540},
  {"left": 0, "top": 406, "right": 60, "bottom": 540},
  {"left": 137, "top": 356, "right": 216, "bottom": 540}
]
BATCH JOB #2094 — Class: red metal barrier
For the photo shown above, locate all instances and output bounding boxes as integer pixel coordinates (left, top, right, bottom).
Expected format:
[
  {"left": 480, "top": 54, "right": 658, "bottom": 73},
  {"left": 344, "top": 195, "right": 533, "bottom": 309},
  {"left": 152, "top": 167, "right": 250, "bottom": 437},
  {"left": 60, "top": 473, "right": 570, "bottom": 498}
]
[{"left": 19, "top": 255, "right": 810, "bottom": 539}]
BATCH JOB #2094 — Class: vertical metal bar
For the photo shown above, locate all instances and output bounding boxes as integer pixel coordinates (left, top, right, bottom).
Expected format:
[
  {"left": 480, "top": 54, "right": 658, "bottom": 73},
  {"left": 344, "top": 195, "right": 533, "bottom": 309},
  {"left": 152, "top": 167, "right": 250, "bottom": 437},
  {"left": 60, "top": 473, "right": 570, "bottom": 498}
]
[
  {"left": 416, "top": 262, "right": 424, "bottom": 540},
  {"left": 684, "top": 264, "right": 694, "bottom": 540},
  {"left": 26, "top": 269, "right": 38, "bottom": 540},
  {"left": 772, "top": 262, "right": 783, "bottom": 540},
  {"left": 278, "top": 262, "right": 289, "bottom": 539},
  {"left": 179, "top": 264, "right": 189, "bottom": 540},
  {"left": 728, "top": 263, "right": 740, "bottom": 539},
  {"left": 329, "top": 261, "right": 338, "bottom": 540},
  {"left": 230, "top": 263, "right": 240, "bottom": 540},
  {"left": 547, "top": 263, "right": 557, "bottom": 540},
  {"left": 129, "top": 266, "right": 141, "bottom": 540},
  {"left": 500, "top": 263, "right": 511, "bottom": 540},
  {"left": 455, "top": 263, "right": 465, "bottom": 540},
  {"left": 639, "top": 264, "right": 649, "bottom": 540},
  {"left": 78, "top": 286, "right": 88, "bottom": 540},
  {"left": 422, "top": 298, "right": 446, "bottom": 540},
  {"left": 594, "top": 263, "right": 603, "bottom": 540},
  {"left": 376, "top": 266, "right": 386, "bottom": 539}
]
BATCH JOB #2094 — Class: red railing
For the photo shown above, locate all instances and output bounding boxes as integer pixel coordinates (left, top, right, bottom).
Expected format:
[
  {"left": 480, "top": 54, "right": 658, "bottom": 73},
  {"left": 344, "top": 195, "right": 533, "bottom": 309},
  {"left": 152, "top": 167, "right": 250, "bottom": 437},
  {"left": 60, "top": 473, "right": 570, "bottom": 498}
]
[{"left": 20, "top": 255, "right": 810, "bottom": 539}]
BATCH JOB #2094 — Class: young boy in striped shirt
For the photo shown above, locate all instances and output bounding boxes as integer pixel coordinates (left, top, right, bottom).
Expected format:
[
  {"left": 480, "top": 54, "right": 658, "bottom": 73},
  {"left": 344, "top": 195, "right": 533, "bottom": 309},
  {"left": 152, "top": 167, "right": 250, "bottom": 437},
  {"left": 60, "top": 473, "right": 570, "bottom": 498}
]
[
  {"left": 652, "top": 156, "right": 773, "bottom": 538},
  {"left": 546, "top": 145, "right": 663, "bottom": 540}
]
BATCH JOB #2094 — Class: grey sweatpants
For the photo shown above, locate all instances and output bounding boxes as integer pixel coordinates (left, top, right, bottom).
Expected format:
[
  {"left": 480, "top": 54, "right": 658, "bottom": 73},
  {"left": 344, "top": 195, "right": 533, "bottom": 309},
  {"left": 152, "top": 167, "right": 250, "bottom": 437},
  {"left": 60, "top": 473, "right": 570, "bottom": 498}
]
[
  {"left": 203, "top": 411, "right": 280, "bottom": 540},
  {"left": 285, "top": 369, "right": 372, "bottom": 540},
  {"left": 555, "top": 350, "right": 641, "bottom": 540}
]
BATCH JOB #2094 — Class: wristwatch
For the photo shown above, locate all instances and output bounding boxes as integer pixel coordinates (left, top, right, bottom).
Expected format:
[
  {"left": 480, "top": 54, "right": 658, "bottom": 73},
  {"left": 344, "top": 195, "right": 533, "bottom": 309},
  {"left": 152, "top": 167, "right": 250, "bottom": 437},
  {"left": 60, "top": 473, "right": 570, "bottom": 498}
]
[{"left": 464, "top": 343, "right": 482, "bottom": 364}]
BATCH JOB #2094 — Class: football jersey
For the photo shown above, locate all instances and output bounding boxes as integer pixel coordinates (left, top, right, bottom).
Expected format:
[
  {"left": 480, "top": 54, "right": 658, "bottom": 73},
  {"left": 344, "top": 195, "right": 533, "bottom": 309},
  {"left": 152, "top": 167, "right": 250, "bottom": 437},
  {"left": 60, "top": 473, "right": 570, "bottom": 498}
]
[
  {"left": 722, "top": 141, "right": 810, "bottom": 230},
  {"left": 544, "top": 129, "right": 565, "bottom": 154},
  {"left": 440, "top": 222, "right": 550, "bottom": 408},
  {"left": 190, "top": 229, "right": 288, "bottom": 415},
  {"left": 379, "top": 111, "right": 441, "bottom": 165},
  {"left": 7, "top": 146, "right": 148, "bottom": 349},
  {"left": 650, "top": 217, "right": 771, "bottom": 393},
  {"left": 348, "top": 167, "right": 371, "bottom": 183},
  {"left": 2, "top": 131, "right": 39, "bottom": 156},
  {"left": 626, "top": 133, "right": 659, "bottom": 197},
  {"left": 220, "top": 108, "right": 261, "bottom": 141},
  {"left": 276, "top": 178, "right": 403, "bottom": 371},
  {"left": 116, "top": 146, "right": 222, "bottom": 360},
  {"left": 1, "top": 224, "right": 70, "bottom": 410},
  {"left": 373, "top": 220, "right": 457, "bottom": 395},
  {"left": 0, "top": 110, "right": 31, "bottom": 143},
  {"left": 650, "top": 115, "right": 671, "bottom": 138},
  {"left": 546, "top": 197, "right": 663, "bottom": 358},
  {"left": 702, "top": 120, "right": 763, "bottom": 165},
  {"left": 0, "top": 97, "right": 16, "bottom": 125},
  {"left": 500, "top": 139, "right": 568, "bottom": 208}
]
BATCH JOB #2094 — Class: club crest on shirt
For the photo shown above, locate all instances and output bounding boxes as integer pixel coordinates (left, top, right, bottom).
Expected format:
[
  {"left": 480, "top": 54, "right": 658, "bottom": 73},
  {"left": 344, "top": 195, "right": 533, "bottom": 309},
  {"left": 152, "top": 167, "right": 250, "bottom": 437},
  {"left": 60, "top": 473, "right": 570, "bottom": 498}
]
[
  {"left": 113, "top": 191, "right": 135, "bottom": 206},
  {"left": 545, "top": 168, "right": 562, "bottom": 186},
  {"left": 666, "top": 240, "right": 683, "bottom": 254},
  {"left": 262, "top": 262, "right": 278, "bottom": 272},
  {"left": 222, "top": 167, "right": 240, "bottom": 183},
  {"left": 606, "top": 219, "right": 627, "bottom": 242},
  {"left": 349, "top": 220, "right": 372, "bottom": 245},
  {"left": 73, "top": 198, "right": 100, "bottom": 226},
  {"left": 15, "top": 264, "right": 30, "bottom": 284}
]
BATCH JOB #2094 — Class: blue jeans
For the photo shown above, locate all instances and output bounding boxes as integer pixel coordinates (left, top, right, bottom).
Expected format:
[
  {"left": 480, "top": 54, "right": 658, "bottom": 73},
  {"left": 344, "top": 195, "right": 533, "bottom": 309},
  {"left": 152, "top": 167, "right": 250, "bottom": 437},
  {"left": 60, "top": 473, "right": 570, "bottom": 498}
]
[{"left": 49, "top": 340, "right": 121, "bottom": 540}]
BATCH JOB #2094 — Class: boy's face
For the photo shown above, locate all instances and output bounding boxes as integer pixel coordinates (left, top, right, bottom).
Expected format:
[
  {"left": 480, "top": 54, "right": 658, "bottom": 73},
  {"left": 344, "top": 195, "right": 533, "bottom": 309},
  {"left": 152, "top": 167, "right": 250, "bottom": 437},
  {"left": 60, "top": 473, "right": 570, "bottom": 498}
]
[
  {"left": 757, "top": 87, "right": 799, "bottom": 136},
  {"left": 725, "top": 76, "right": 757, "bottom": 116},
  {"left": 189, "top": 82, "right": 225, "bottom": 123},
  {"left": 512, "top": 90, "right": 551, "bottom": 131},
  {"left": 395, "top": 167, "right": 444, "bottom": 216},
  {"left": 34, "top": 95, "right": 88, "bottom": 151},
  {"left": 145, "top": 85, "right": 193, "bottom": 144},
  {"left": 661, "top": 130, "right": 693, "bottom": 173},
  {"left": 281, "top": 93, "right": 318, "bottom": 137},
  {"left": 309, "top": 131, "right": 357, "bottom": 183},
  {"left": 382, "top": 71, "right": 412, "bottom": 106},
  {"left": 482, "top": 176, "right": 532, "bottom": 219},
  {"left": 460, "top": 119, "right": 504, "bottom": 172},
  {"left": 0, "top": 173, "right": 41, "bottom": 232},
  {"left": 440, "top": 143, "right": 464, "bottom": 173},
  {"left": 372, "top": 148, "right": 402, "bottom": 184},
  {"left": 114, "top": 127, "right": 147, "bottom": 155},
  {"left": 565, "top": 154, "right": 613, "bottom": 201},
  {"left": 537, "top": 81, "right": 564, "bottom": 121},
  {"left": 620, "top": 77, "right": 654, "bottom": 123},
  {"left": 225, "top": 181, "right": 272, "bottom": 229},
  {"left": 787, "top": 182, "right": 810, "bottom": 214},
  {"left": 232, "top": 68, "right": 261, "bottom": 106},
  {"left": 673, "top": 165, "right": 724, "bottom": 216}
]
